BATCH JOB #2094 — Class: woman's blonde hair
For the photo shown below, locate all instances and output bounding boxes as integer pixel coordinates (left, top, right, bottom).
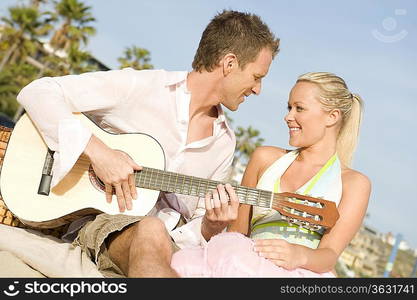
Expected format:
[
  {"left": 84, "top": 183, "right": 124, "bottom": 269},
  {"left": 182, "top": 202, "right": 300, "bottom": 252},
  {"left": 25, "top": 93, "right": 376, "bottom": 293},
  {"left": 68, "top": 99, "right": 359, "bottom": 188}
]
[{"left": 296, "top": 72, "right": 363, "bottom": 167}]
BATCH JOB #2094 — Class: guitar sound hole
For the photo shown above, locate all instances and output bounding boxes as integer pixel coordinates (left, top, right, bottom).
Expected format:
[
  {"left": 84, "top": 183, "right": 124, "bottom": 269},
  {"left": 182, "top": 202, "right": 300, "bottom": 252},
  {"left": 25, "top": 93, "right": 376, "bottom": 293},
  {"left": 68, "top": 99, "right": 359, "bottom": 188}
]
[
  {"left": 87, "top": 150, "right": 132, "bottom": 194},
  {"left": 88, "top": 165, "right": 111, "bottom": 194}
]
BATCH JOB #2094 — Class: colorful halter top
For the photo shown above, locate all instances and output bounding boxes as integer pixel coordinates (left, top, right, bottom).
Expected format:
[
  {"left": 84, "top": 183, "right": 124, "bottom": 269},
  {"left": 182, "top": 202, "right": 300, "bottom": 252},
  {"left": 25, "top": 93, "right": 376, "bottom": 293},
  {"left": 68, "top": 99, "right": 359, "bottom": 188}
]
[{"left": 250, "top": 149, "right": 342, "bottom": 249}]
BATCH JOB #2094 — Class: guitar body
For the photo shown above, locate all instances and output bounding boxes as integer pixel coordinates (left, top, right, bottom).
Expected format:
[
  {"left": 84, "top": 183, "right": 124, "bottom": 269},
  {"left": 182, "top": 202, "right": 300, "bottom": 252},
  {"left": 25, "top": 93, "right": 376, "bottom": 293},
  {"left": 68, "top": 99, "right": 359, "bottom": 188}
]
[{"left": 0, "top": 113, "right": 165, "bottom": 228}]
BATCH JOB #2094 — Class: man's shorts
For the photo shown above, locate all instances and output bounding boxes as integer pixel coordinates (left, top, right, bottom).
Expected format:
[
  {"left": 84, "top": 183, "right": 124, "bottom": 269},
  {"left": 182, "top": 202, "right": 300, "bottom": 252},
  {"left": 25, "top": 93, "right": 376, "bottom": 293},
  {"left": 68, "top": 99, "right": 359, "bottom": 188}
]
[{"left": 72, "top": 213, "right": 180, "bottom": 277}]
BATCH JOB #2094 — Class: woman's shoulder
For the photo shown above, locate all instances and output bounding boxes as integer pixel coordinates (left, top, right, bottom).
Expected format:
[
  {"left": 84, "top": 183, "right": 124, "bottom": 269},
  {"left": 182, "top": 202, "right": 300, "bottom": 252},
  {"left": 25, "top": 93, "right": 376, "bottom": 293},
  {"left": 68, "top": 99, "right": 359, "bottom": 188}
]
[
  {"left": 250, "top": 146, "right": 289, "bottom": 176},
  {"left": 252, "top": 145, "right": 288, "bottom": 161},
  {"left": 341, "top": 167, "right": 371, "bottom": 191},
  {"left": 338, "top": 167, "right": 372, "bottom": 217}
]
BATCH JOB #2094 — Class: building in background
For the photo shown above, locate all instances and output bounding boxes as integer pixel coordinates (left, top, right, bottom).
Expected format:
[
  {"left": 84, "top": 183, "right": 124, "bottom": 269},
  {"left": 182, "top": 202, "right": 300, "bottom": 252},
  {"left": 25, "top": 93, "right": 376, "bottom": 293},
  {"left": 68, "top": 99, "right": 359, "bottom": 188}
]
[{"left": 337, "top": 225, "right": 416, "bottom": 277}]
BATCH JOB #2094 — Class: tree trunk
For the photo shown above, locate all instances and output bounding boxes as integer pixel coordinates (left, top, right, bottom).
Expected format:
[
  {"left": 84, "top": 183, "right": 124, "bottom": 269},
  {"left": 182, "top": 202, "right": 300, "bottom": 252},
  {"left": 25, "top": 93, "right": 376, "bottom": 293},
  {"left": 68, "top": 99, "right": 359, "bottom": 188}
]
[
  {"left": 0, "top": 43, "right": 18, "bottom": 72},
  {"left": 25, "top": 55, "right": 46, "bottom": 70}
]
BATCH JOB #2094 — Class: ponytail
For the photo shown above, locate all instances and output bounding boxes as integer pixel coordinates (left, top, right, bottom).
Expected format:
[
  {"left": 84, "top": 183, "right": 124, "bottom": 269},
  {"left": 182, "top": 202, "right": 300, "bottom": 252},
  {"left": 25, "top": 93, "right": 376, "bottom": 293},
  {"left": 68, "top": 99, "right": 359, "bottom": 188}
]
[{"left": 336, "top": 93, "right": 363, "bottom": 166}]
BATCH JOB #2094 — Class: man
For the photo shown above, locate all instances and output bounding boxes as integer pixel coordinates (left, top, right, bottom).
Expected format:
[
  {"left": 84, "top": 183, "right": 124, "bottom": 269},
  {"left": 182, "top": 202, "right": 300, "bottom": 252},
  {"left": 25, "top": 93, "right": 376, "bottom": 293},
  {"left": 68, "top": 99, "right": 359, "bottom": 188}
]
[{"left": 17, "top": 10, "right": 279, "bottom": 277}]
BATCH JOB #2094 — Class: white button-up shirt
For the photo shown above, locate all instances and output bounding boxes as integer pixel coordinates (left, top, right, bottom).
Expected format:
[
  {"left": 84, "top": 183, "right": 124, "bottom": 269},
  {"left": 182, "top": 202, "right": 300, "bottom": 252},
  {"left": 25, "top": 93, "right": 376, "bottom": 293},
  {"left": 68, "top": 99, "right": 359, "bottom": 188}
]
[{"left": 17, "top": 68, "right": 236, "bottom": 248}]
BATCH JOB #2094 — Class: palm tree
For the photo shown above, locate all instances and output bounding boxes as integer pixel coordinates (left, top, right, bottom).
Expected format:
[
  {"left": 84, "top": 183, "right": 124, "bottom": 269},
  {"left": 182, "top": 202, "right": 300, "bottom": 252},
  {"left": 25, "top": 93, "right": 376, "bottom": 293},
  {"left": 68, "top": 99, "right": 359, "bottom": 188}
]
[
  {"left": 30, "top": 0, "right": 50, "bottom": 9},
  {"left": 0, "top": 4, "right": 54, "bottom": 120},
  {"left": 66, "top": 43, "right": 98, "bottom": 74},
  {"left": 118, "top": 45, "right": 153, "bottom": 70},
  {"left": 0, "top": 63, "right": 38, "bottom": 118},
  {"left": 50, "top": 0, "right": 96, "bottom": 52},
  {"left": 234, "top": 126, "right": 264, "bottom": 163},
  {"left": 0, "top": 66, "right": 21, "bottom": 117},
  {"left": 3, "top": 1, "right": 97, "bottom": 121},
  {"left": 0, "top": 5, "right": 52, "bottom": 72},
  {"left": 227, "top": 125, "right": 264, "bottom": 182}
]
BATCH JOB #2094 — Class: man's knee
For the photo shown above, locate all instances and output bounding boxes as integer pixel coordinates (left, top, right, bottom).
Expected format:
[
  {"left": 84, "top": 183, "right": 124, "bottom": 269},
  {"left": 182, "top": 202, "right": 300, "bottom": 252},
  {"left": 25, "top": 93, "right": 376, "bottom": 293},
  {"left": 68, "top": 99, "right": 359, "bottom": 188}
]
[
  {"left": 107, "top": 217, "right": 165, "bottom": 253},
  {"left": 134, "top": 217, "right": 170, "bottom": 243},
  {"left": 135, "top": 216, "right": 168, "bottom": 239},
  {"left": 131, "top": 216, "right": 174, "bottom": 258}
]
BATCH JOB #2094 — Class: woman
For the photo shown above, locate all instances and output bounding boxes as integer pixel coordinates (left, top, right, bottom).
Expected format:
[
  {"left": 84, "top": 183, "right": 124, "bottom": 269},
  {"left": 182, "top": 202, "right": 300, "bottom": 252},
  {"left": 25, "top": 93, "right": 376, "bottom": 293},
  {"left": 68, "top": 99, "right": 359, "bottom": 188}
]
[{"left": 171, "top": 72, "right": 371, "bottom": 277}]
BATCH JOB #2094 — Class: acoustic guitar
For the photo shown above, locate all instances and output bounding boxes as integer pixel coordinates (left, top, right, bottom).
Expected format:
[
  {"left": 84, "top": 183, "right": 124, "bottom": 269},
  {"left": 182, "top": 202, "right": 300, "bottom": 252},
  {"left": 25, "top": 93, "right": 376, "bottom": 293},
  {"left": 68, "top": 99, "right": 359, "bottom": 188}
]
[{"left": 0, "top": 113, "right": 339, "bottom": 232}]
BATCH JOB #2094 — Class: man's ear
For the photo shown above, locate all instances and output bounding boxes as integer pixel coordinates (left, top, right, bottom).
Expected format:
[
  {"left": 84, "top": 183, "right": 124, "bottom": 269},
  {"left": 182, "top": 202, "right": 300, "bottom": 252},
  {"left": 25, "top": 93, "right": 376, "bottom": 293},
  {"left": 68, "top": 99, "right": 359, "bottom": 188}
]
[
  {"left": 326, "top": 109, "right": 342, "bottom": 127},
  {"left": 222, "top": 53, "right": 237, "bottom": 76}
]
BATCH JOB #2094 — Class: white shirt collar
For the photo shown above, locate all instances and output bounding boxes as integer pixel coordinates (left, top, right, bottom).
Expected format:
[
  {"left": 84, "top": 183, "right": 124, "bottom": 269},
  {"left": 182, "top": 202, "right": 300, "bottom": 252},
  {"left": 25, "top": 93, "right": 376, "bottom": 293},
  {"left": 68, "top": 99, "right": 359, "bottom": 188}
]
[{"left": 164, "top": 71, "right": 189, "bottom": 86}]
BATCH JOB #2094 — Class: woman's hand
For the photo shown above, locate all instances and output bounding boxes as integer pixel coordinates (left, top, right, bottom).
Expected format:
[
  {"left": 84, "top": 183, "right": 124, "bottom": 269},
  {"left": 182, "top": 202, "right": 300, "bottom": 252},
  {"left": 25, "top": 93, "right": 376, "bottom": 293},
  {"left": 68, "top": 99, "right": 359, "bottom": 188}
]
[{"left": 253, "top": 238, "right": 307, "bottom": 270}]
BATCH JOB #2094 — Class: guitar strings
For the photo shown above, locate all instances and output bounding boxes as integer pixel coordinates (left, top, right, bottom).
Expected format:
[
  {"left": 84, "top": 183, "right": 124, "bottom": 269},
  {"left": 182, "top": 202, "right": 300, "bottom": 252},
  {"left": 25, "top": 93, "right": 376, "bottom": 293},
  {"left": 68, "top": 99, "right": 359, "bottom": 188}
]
[
  {"left": 71, "top": 162, "right": 321, "bottom": 219},
  {"left": 70, "top": 163, "right": 322, "bottom": 228},
  {"left": 75, "top": 156, "right": 271, "bottom": 207},
  {"left": 134, "top": 167, "right": 272, "bottom": 208}
]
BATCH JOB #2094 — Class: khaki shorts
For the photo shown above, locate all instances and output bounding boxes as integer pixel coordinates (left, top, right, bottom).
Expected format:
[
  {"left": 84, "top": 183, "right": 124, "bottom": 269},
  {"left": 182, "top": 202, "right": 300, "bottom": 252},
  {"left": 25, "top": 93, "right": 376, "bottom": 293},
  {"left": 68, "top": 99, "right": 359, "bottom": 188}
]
[{"left": 72, "top": 213, "right": 180, "bottom": 278}]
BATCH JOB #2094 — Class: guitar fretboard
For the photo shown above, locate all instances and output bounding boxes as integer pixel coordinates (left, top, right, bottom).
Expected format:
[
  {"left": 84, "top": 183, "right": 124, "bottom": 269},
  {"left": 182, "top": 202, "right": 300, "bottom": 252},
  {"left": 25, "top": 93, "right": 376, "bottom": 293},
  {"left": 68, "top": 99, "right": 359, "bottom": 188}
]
[{"left": 134, "top": 167, "right": 272, "bottom": 208}]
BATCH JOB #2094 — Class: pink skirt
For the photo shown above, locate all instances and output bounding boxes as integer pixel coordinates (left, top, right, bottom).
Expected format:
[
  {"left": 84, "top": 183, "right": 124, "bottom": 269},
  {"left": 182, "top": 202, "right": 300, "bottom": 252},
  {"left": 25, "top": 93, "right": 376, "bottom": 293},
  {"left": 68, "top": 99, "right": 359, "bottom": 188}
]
[{"left": 171, "top": 232, "right": 335, "bottom": 278}]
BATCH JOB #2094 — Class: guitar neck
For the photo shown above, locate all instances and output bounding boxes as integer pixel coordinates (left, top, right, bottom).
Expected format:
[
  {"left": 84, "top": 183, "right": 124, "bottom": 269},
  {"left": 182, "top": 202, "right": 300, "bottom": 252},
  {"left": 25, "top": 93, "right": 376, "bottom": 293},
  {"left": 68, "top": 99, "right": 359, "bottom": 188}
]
[{"left": 135, "top": 167, "right": 273, "bottom": 209}]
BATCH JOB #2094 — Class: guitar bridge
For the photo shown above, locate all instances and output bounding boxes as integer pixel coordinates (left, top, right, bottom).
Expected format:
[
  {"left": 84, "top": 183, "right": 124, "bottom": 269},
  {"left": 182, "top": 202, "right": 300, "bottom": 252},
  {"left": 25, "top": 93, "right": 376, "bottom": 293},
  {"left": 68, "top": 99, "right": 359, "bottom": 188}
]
[{"left": 38, "top": 149, "right": 54, "bottom": 196}]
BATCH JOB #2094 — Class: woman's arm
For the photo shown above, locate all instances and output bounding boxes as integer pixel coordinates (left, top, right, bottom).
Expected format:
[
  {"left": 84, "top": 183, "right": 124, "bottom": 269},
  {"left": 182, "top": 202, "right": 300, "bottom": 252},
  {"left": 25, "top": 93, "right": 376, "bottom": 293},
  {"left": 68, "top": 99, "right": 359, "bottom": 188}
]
[{"left": 309, "top": 169, "right": 371, "bottom": 272}]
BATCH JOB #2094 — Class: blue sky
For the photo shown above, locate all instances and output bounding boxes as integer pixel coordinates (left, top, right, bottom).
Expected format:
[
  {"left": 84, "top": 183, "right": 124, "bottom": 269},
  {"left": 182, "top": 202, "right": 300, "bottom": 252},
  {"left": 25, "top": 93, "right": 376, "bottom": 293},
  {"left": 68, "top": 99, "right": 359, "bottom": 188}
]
[{"left": 1, "top": 0, "right": 417, "bottom": 249}]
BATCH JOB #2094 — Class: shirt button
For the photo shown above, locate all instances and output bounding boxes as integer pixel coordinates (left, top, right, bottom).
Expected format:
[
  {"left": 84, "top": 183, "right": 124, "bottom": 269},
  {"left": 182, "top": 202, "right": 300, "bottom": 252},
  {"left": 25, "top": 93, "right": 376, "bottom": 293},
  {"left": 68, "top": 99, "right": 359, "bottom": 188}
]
[{"left": 180, "top": 120, "right": 187, "bottom": 125}]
